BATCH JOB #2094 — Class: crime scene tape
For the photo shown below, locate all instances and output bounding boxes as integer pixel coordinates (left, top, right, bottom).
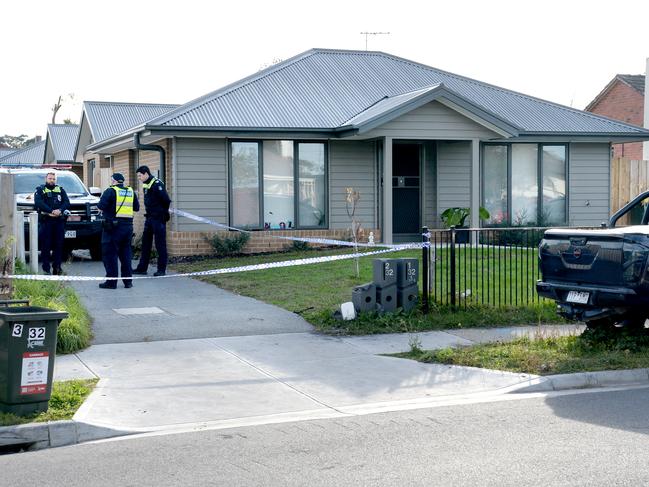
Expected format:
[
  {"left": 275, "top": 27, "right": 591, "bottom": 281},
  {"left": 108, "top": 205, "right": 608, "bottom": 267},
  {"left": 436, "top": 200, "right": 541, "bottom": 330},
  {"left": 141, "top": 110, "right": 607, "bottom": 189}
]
[
  {"left": 2, "top": 207, "right": 424, "bottom": 281},
  {"left": 3, "top": 245, "right": 418, "bottom": 281},
  {"left": 171, "top": 208, "right": 405, "bottom": 249}
]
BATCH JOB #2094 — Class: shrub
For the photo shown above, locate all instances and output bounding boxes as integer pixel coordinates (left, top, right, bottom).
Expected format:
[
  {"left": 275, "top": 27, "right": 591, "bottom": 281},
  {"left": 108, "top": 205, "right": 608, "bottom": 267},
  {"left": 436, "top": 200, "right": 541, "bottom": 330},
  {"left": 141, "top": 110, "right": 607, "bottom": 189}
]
[
  {"left": 205, "top": 231, "right": 250, "bottom": 256},
  {"left": 291, "top": 240, "right": 310, "bottom": 251}
]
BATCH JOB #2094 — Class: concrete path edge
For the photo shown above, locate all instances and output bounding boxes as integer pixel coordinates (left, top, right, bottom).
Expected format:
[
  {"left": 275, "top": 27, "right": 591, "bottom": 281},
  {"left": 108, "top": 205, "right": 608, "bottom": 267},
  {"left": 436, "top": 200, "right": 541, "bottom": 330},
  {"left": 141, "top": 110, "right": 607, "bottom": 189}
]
[
  {"left": 510, "top": 368, "right": 649, "bottom": 393},
  {"left": 4, "top": 367, "right": 649, "bottom": 451}
]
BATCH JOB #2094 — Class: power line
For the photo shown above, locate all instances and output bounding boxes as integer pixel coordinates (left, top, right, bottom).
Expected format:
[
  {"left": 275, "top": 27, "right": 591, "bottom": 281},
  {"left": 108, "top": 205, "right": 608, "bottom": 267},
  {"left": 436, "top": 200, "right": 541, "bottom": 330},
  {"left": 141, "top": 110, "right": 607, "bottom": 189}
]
[{"left": 360, "top": 32, "right": 390, "bottom": 51}]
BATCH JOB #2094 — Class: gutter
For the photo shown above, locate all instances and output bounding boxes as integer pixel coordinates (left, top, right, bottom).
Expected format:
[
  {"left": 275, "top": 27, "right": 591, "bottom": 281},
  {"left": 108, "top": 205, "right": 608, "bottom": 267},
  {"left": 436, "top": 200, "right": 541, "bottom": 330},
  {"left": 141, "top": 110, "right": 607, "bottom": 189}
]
[{"left": 134, "top": 132, "right": 166, "bottom": 181}]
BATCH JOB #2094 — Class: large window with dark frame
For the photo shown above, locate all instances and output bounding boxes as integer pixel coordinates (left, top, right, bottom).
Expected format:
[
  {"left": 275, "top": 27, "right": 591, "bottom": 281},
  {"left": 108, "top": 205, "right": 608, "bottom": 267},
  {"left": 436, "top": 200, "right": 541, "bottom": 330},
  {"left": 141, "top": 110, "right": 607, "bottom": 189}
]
[
  {"left": 230, "top": 140, "right": 327, "bottom": 229},
  {"left": 482, "top": 143, "right": 567, "bottom": 226}
]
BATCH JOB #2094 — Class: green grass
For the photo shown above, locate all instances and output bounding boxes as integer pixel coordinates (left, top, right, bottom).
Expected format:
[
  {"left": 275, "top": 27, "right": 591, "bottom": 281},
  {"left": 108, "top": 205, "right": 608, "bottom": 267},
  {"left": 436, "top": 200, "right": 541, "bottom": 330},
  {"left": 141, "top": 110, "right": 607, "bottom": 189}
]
[
  {"left": 12, "top": 265, "right": 93, "bottom": 354},
  {"left": 395, "top": 328, "right": 649, "bottom": 375},
  {"left": 171, "top": 247, "right": 566, "bottom": 333},
  {"left": 0, "top": 379, "right": 97, "bottom": 426}
]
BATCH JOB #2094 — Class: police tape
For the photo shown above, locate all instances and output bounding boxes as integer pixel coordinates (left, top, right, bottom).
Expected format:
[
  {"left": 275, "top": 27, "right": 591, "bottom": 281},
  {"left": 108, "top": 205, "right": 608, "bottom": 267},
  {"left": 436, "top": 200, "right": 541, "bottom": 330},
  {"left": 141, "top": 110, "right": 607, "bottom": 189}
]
[
  {"left": 170, "top": 208, "right": 402, "bottom": 249},
  {"left": 2, "top": 244, "right": 421, "bottom": 282}
]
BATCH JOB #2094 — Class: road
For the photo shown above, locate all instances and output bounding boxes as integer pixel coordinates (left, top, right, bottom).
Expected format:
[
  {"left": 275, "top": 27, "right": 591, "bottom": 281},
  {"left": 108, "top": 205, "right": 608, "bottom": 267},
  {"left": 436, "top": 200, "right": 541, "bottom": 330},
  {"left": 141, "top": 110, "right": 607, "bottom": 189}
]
[{"left": 3, "top": 386, "right": 649, "bottom": 486}]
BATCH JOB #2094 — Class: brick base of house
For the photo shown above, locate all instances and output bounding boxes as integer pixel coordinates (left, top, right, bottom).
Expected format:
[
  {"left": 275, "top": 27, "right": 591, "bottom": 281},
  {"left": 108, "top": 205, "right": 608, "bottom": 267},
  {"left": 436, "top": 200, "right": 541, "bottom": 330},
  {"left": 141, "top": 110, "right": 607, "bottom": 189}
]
[{"left": 167, "top": 228, "right": 382, "bottom": 256}]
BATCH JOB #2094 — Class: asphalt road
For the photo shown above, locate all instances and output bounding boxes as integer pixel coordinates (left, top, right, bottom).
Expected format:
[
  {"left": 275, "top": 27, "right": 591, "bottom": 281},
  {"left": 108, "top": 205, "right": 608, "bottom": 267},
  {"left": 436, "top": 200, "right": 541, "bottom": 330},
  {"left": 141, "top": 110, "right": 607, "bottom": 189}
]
[{"left": 3, "top": 386, "right": 649, "bottom": 486}]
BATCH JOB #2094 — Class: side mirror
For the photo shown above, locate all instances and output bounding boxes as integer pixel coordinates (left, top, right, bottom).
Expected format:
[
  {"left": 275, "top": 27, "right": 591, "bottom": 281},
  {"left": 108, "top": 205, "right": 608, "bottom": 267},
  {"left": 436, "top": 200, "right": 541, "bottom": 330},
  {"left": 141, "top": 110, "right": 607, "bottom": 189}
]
[{"left": 89, "top": 186, "right": 101, "bottom": 197}]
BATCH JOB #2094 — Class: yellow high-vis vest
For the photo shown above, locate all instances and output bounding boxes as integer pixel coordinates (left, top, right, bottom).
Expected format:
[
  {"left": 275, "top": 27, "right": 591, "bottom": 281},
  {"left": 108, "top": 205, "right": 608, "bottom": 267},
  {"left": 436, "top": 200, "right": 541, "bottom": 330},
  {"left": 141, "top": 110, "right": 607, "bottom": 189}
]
[
  {"left": 111, "top": 185, "right": 134, "bottom": 218},
  {"left": 43, "top": 185, "right": 62, "bottom": 195}
]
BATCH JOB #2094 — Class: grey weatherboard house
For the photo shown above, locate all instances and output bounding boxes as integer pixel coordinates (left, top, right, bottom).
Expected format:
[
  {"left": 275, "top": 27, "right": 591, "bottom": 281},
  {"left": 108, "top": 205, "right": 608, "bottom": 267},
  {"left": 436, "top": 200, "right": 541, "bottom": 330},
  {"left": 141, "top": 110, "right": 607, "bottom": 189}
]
[{"left": 85, "top": 48, "right": 649, "bottom": 255}]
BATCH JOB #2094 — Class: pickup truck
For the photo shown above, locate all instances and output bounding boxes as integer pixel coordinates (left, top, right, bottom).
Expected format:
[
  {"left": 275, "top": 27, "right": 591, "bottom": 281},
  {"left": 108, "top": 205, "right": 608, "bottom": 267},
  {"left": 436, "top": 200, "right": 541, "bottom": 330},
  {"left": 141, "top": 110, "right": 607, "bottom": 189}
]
[
  {"left": 536, "top": 191, "right": 649, "bottom": 330},
  {"left": 1, "top": 167, "right": 104, "bottom": 260}
]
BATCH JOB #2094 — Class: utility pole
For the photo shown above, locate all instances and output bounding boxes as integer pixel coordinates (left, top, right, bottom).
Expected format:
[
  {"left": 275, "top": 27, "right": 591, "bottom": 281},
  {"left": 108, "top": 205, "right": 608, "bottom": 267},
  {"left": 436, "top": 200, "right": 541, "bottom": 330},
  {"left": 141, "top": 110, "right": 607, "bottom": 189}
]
[{"left": 360, "top": 31, "right": 390, "bottom": 51}]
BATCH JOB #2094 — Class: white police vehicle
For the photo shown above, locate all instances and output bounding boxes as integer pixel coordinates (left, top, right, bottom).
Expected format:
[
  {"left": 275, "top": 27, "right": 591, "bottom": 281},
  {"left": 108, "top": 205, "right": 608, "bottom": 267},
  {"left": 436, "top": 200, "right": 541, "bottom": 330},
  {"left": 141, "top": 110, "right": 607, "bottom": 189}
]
[{"left": 0, "top": 167, "right": 104, "bottom": 260}]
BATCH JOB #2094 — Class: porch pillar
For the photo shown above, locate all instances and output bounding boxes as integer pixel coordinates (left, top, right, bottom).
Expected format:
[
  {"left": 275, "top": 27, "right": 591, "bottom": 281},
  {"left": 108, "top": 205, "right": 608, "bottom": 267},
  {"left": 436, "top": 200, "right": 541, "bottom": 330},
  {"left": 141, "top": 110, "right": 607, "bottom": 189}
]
[
  {"left": 470, "top": 138, "right": 480, "bottom": 242},
  {"left": 383, "top": 136, "right": 393, "bottom": 244}
]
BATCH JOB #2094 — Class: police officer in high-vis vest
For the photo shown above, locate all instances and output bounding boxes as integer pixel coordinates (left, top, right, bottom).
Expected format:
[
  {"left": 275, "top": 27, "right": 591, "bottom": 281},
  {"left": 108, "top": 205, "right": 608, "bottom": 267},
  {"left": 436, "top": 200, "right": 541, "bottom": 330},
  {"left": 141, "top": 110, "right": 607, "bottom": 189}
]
[
  {"left": 34, "top": 171, "right": 70, "bottom": 275},
  {"left": 97, "top": 173, "right": 140, "bottom": 289}
]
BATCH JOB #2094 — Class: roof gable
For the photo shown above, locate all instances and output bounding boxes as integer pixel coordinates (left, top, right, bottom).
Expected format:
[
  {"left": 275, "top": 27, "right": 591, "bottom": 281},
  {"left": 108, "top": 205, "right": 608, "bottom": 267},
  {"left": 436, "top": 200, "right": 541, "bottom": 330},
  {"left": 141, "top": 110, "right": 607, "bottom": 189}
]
[
  {"left": 586, "top": 74, "right": 645, "bottom": 112},
  {"left": 45, "top": 124, "right": 79, "bottom": 163},
  {"left": 145, "top": 49, "right": 649, "bottom": 136}
]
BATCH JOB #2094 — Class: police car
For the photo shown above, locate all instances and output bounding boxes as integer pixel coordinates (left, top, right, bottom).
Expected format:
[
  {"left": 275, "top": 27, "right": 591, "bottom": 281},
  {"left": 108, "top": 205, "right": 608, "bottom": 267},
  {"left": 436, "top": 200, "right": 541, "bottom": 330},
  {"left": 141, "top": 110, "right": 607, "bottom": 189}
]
[{"left": 0, "top": 167, "right": 104, "bottom": 260}]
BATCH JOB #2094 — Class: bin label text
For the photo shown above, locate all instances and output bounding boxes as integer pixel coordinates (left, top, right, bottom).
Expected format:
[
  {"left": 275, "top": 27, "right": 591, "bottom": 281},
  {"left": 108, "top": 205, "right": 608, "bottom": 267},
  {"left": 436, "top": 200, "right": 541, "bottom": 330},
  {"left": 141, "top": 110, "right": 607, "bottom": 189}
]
[
  {"left": 27, "top": 327, "right": 46, "bottom": 348},
  {"left": 21, "top": 352, "right": 49, "bottom": 395},
  {"left": 11, "top": 324, "right": 23, "bottom": 337}
]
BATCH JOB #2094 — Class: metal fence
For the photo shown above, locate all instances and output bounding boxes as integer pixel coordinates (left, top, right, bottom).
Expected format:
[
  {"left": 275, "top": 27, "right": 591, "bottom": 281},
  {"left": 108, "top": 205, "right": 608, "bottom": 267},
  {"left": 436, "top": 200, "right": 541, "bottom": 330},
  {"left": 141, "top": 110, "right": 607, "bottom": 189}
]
[{"left": 421, "top": 226, "right": 550, "bottom": 310}]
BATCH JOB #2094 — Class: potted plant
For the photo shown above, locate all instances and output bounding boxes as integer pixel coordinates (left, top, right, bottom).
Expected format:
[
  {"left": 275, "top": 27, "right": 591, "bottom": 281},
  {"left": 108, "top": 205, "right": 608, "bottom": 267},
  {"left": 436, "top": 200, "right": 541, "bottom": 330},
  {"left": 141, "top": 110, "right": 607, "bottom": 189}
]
[{"left": 440, "top": 207, "right": 490, "bottom": 243}]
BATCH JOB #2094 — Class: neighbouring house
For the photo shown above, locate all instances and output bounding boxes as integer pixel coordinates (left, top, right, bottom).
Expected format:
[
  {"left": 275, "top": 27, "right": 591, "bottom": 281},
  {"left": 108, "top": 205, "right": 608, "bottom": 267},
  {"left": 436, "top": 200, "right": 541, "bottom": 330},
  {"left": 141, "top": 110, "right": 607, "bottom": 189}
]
[
  {"left": 74, "top": 101, "right": 179, "bottom": 190},
  {"left": 585, "top": 74, "right": 645, "bottom": 160},
  {"left": 0, "top": 147, "right": 16, "bottom": 158},
  {"left": 0, "top": 140, "right": 46, "bottom": 166},
  {"left": 82, "top": 48, "right": 649, "bottom": 256},
  {"left": 43, "top": 124, "right": 82, "bottom": 177}
]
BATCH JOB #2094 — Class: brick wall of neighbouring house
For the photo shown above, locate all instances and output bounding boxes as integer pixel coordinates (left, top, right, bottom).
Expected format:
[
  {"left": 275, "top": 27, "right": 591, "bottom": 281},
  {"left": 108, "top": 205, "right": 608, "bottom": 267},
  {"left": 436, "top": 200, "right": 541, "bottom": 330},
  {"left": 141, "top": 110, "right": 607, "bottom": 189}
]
[
  {"left": 588, "top": 81, "right": 645, "bottom": 160},
  {"left": 167, "top": 228, "right": 382, "bottom": 257}
]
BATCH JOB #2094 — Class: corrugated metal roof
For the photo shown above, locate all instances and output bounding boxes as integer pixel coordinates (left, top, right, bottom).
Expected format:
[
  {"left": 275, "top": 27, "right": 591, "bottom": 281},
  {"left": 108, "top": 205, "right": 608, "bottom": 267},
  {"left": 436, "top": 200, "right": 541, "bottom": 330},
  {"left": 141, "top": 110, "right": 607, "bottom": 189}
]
[
  {"left": 47, "top": 124, "right": 79, "bottom": 162},
  {"left": 0, "top": 148, "right": 16, "bottom": 158},
  {"left": 618, "top": 74, "right": 645, "bottom": 95},
  {"left": 0, "top": 140, "right": 46, "bottom": 165},
  {"left": 84, "top": 101, "right": 180, "bottom": 143},
  {"left": 147, "top": 49, "right": 647, "bottom": 135}
]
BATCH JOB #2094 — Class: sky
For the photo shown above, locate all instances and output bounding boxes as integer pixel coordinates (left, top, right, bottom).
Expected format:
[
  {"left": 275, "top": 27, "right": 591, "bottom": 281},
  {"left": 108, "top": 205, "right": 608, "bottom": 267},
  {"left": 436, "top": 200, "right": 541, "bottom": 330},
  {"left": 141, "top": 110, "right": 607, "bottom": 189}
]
[{"left": 2, "top": 0, "right": 648, "bottom": 138}]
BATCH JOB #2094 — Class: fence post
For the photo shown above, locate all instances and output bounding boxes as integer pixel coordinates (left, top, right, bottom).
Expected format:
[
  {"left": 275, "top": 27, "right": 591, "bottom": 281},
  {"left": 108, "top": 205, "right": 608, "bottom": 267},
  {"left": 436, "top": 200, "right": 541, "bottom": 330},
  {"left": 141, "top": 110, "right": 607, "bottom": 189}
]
[
  {"left": 0, "top": 173, "right": 15, "bottom": 299},
  {"left": 29, "top": 212, "right": 39, "bottom": 274},
  {"left": 422, "top": 226, "right": 429, "bottom": 313},
  {"left": 450, "top": 225, "right": 456, "bottom": 308},
  {"left": 14, "top": 198, "right": 25, "bottom": 264}
]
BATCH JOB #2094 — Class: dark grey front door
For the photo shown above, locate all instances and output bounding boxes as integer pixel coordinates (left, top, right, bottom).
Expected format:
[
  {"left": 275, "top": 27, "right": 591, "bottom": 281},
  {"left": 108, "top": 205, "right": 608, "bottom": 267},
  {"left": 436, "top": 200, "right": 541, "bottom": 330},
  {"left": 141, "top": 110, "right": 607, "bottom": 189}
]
[{"left": 392, "top": 143, "right": 421, "bottom": 240}]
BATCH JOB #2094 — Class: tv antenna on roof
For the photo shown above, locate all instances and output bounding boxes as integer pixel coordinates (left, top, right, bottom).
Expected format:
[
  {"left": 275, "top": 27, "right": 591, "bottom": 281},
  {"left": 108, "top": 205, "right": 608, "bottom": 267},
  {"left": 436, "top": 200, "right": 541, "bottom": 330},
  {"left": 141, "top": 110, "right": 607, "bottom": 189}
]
[{"left": 360, "top": 32, "right": 390, "bottom": 51}]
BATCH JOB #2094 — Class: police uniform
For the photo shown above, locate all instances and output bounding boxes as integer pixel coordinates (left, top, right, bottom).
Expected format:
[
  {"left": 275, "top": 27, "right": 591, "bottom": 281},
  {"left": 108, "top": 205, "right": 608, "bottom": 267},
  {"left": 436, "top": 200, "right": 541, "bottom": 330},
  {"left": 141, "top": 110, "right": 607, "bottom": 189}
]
[
  {"left": 133, "top": 174, "right": 171, "bottom": 276},
  {"left": 34, "top": 182, "right": 70, "bottom": 274},
  {"left": 97, "top": 173, "right": 140, "bottom": 289}
]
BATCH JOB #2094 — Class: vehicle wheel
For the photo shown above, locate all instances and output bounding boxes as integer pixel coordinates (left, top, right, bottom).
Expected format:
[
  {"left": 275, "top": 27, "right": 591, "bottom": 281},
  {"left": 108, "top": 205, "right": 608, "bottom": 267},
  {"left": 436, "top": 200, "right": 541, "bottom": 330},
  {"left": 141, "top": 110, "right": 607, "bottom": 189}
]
[{"left": 89, "top": 243, "right": 102, "bottom": 261}]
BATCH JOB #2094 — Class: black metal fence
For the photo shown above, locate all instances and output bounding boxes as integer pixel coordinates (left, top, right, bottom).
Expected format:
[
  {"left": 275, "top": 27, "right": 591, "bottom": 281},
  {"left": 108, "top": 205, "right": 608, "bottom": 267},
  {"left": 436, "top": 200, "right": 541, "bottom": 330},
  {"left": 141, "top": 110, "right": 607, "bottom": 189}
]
[{"left": 421, "top": 226, "right": 550, "bottom": 310}]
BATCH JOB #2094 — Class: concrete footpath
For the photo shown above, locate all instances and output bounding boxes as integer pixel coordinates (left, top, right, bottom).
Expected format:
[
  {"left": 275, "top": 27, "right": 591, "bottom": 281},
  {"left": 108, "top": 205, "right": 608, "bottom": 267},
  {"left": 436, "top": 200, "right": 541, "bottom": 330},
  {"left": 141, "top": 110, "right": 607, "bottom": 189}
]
[
  {"left": 3, "top": 257, "right": 648, "bottom": 451},
  {"left": 11, "top": 322, "right": 649, "bottom": 451}
]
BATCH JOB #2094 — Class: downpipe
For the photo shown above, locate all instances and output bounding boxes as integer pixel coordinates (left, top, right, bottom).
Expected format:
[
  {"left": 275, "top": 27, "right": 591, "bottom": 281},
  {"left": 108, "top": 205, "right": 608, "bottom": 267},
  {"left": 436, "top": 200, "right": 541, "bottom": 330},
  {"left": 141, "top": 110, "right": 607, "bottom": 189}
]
[{"left": 134, "top": 133, "right": 166, "bottom": 181}]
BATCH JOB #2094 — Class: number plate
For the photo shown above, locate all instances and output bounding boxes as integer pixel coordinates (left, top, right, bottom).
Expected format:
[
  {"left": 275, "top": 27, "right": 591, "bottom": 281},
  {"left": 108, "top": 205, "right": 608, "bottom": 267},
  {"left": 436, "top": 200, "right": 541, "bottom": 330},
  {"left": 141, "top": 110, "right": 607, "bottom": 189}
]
[
  {"left": 64, "top": 230, "right": 76, "bottom": 238},
  {"left": 566, "top": 291, "right": 589, "bottom": 304}
]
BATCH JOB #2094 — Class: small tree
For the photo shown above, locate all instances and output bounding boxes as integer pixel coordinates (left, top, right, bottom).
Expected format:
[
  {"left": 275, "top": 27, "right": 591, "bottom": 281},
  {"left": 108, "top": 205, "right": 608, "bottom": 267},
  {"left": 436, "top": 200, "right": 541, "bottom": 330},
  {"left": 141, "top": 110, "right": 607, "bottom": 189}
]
[{"left": 345, "top": 187, "right": 362, "bottom": 278}]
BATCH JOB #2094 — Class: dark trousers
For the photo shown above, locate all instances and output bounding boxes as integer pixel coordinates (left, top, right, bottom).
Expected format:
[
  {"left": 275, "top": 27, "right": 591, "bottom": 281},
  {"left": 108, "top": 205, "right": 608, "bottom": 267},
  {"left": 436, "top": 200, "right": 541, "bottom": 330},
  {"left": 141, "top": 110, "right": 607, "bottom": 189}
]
[
  {"left": 102, "top": 221, "right": 133, "bottom": 286},
  {"left": 39, "top": 217, "right": 65, "bottom": 272},
  {"left": 137, "top": 218, "right": 167, "bottom": 272}
]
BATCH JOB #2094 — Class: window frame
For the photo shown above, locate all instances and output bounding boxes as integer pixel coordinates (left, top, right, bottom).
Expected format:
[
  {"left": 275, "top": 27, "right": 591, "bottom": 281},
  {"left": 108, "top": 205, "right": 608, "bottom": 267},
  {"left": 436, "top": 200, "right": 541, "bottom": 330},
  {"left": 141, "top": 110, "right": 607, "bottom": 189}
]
[
  {"left": 481, "top": 142, "right": 569, "bottom": 226},
  {"left": 228, "top": 139, "right": 329, "bottom": 230}
]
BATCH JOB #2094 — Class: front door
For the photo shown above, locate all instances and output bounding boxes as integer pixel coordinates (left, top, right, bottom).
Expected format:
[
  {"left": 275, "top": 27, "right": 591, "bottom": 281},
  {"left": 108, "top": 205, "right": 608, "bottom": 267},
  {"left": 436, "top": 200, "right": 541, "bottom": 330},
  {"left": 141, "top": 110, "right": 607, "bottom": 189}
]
[{"left": 392, "top": 143, "right": 421, "bottom": 242}]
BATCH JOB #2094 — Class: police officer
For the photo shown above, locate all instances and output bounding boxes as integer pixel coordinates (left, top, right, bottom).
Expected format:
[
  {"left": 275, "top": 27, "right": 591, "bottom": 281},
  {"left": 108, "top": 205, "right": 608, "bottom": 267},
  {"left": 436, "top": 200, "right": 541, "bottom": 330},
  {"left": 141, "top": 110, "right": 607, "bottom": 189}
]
[
  {"left": 133, "top": 165, "right": 171, "bottom": 277},
  {"left": 34, "top": 171, "right": 70, "bottom": 275},
  {"left": 97, "top": 173, "right": 140, "bottom": 289}
]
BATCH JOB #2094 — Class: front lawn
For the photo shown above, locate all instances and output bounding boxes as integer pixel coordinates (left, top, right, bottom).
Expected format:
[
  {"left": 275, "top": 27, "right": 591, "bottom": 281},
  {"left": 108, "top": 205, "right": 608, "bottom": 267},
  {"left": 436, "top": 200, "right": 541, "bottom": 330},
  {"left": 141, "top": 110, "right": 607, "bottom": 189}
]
[
  {"left": 172, "top": 247, "right": 566, "bottom": 333},
  {"left": 12, "top": 269, "right": 93, "bottom": 354},
  {"left": 394, "top": 328, "right": 649, "bottom": 375},
  {"left": 0, "top": 379, "right": 97, "bottom": 426}
]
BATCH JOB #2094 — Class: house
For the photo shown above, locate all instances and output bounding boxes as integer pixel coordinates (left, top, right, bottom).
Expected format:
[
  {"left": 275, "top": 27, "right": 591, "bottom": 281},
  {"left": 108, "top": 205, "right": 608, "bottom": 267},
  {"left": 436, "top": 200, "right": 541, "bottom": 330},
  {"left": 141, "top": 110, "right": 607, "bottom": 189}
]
[
  {"left": 0, "top": 140, "right": 46, "bottom": 166},
  {"left": 74, "top": 101, "right": 179, "bottom": 189},
  {"left": 0, "top": 147, "right": 16, "bottom": 159},
  {"left": 43, "top": 124, "right": 82, "bottom": 176},
  {"left": 84, "top": 48, "right": 649, "bottom": 255},
  {"left": 585, "top": 74, "right": 645, "bottom": 160}
]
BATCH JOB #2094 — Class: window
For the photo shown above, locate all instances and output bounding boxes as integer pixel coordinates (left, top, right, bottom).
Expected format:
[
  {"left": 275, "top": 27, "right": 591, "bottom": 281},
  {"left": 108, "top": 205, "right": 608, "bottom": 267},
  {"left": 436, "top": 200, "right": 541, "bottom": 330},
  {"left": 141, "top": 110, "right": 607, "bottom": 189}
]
[
  {"left": 230, "top": 140, "right": 327, "bottom": 229},
  {"left": 482, "top": 143, "right": 567, "bottom": 225}
]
